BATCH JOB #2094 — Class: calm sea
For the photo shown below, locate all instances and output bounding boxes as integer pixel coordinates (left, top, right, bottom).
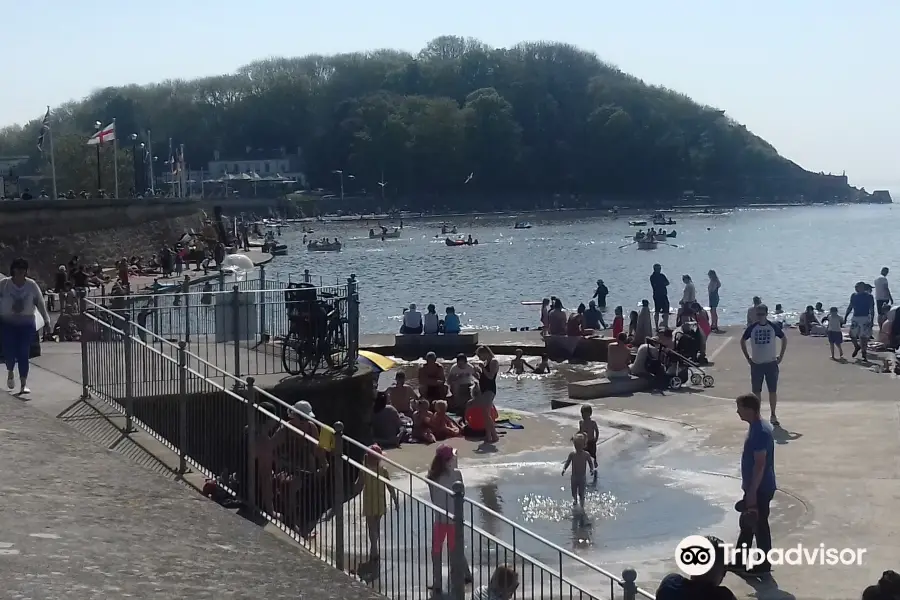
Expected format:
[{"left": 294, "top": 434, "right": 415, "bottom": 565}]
[{"left": 270, "top": 204, "right": 897, "bottom": 334}]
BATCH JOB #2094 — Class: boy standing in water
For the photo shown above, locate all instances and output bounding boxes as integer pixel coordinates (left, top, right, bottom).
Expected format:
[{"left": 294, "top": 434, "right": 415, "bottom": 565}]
[
  {"left": 578, "top": 405, "right": 599, "bottom": 481},
  {"left": 562, "top": 434, "right": 595, "bottom": 509},
  {"left": 508, "top": 348, "right": 533, "bottom": 374}
]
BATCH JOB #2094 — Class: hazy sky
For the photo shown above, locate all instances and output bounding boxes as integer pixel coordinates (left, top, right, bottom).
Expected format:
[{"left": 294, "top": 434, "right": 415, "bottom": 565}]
[{"left": 5, "top": 0, "right": 897, "bottom": 192}]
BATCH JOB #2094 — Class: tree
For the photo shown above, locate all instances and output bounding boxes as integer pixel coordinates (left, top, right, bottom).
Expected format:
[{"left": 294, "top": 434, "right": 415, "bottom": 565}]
[{"left": 0, "top": 36, "right": 855, "bottom": 206}]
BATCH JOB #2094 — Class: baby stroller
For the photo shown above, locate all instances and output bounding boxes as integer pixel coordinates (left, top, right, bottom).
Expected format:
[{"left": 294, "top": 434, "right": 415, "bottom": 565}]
[{"left": 664, "top": 327, "right": 715, "bottom": 390}]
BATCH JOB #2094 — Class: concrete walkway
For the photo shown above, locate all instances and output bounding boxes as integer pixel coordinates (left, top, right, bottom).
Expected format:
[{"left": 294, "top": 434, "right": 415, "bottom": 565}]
[
  {"left": 0, "top": 365, "right": 381, "bottom": 599},
  {"left": 20, "top": 328, "right": 900, "bottom": 599},
  {"left": 580, "top": 331, "right": 899, "bottom": 599}
]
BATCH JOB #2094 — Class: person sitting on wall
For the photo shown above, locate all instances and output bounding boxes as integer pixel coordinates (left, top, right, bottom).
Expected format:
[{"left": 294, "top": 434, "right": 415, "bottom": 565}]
[
  {"left": 423, "top": 304, "right": 440, "bottom": 335},
  {"left": 400, "top": 303, "right": 423, "bottom": 334},
  {"left": 606, "top": 333, "right": 632, "bottom": 379},
  {"left": 443, "top": 306, "right": 461, "bottom": 334},
  {"left": 418, "top": 352, "right": 449, "bottom": 401}
]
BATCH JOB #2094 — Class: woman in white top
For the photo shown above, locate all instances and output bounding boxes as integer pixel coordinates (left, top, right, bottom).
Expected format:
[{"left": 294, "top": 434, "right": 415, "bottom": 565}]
[
  {"left": 1, "top": 258, "right": 52, "bottom": 394},
  {"left": 681, "top": 275, "right": 696, "bottom": 306}
]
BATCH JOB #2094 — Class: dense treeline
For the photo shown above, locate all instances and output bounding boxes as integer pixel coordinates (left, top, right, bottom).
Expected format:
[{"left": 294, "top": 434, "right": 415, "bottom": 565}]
[{"left": 0, "top": 36, "right": 850, "bottom": 204}]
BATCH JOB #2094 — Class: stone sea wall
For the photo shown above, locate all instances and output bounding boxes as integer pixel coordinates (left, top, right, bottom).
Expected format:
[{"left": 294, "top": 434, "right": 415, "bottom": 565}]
[{"left": 0, "top": 197, "right": 203, "bottom": 287}]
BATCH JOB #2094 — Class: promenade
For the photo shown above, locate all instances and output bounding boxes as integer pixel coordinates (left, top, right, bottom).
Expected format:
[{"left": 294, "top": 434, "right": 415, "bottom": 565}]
[
  {"left": 9, "top": 327, "right": 898, "bottom": 599},
  {"left": 369, "top": 331, "right": 898, "bottom": 600},
  {"left": 0, "top": 351, "right": 382, "bottom": 600}
]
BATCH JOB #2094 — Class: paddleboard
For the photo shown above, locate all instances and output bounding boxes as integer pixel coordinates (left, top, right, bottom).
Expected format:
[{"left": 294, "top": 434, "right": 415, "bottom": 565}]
[{"left": 520, "top": 301, "right": 543, "bottom": 306}]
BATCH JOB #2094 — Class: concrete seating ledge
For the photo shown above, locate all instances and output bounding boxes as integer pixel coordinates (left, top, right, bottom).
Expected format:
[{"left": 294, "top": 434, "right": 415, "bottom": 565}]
[
  {"left": 395, "top": 331, "right": 479, "bottom": 347},
  {"left": 567, "top": 374, "right": 651, "bottom": 400}
]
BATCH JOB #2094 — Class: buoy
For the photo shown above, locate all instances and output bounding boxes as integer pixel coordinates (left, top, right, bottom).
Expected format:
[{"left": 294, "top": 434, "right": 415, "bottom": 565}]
[{"left": 465, "top": 405, "right": 499, "bottom": 432}]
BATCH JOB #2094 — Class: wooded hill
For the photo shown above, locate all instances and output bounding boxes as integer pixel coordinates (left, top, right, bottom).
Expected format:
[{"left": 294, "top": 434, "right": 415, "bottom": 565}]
[{"left": 0, "top": 36, "right": 853, "bottom": 205}]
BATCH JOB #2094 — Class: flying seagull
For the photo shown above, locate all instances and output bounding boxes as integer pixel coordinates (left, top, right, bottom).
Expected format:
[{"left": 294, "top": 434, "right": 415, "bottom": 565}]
[
  {"left": 464, "top": 172, "right": 474, "bottom": 184},
  {"left": 377, "top": 180, "right": 387, "bottom": 188}
]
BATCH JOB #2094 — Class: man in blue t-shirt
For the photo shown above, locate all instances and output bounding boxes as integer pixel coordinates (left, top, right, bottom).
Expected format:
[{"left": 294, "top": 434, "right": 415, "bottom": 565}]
[
  {"left": 740, "top": 304, "right": 787, "bottom": 426},
  {"left": 844, "top": 281, "right": 875, "bottom": 362},
  {"left": 732, "top": 393, "right": 776, "bottom": 575}
]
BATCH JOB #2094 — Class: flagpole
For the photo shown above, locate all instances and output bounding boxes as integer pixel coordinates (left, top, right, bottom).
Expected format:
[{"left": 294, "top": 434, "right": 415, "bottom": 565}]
[
  {"left": 112, "top": 118, "right": 120, "bottom": 198},
  {"left": 147, "top": 130, "right": 154, "bottom": 194},
  {"left": 168, "top": 138, "right": 175, "bottom": 196},
  {"left": 179, "top": 144, "right": 186, "bottom": 197},
  {"left": 47, "top": 113, "right": 58, "bottom": 200}
]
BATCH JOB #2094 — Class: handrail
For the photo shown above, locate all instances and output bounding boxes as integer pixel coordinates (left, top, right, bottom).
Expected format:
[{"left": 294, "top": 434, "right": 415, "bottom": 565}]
[{"left": 81, "top": 295, "right": 653, "bottom": 599}]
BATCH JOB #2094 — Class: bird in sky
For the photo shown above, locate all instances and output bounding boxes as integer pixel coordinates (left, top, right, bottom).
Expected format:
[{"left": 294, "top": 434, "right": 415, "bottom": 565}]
[{"left": 465, "top": 172, "right": 474, "bottom": 184}]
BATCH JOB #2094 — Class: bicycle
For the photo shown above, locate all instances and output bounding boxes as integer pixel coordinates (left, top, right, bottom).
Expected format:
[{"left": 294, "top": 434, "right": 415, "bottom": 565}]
[{"left": 281, "top": 296, "right": 349, "bottom": 378}]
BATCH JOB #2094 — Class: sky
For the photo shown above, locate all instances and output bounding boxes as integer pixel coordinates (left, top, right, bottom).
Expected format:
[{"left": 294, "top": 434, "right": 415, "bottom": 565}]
[{"left": 4, "top": 0, "right": 898, "bottom": 193}]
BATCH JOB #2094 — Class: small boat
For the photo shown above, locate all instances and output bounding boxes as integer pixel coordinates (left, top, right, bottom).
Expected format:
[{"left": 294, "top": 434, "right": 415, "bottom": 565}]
[
  {"left": 513, "top": 222, "right": 532, "bottom": 229},
  {"left": 445, "top": 238, "right": 477, "bottom": 247},
  {"left": 262, "top": 241, "right": 288, "bottom": 256},
  {"left": 652, "top": 218, "right": 676, "bottom": 225},
  {"left": 637, "top": 240, "right": 659, "bottom": 250},
  {"left": 628, "top": 220, "right": 648, "bottom": 226},
  {"left": 441, "top": 225, "right": 458, "bottom": 235},
  {"left": 369, "top": 228, "right": 401, "bottom": 239},
  {"left": 307, "top": 241, "right": 342, "bottom": 252}
]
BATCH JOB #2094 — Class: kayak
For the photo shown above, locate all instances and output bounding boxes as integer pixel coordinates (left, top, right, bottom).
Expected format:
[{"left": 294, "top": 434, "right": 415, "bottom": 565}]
[{"left": 445, "top": 238, "right": 476, "bottom": 246}]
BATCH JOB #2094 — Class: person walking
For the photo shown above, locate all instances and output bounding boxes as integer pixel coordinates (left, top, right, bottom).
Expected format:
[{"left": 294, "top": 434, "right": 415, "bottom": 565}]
[
  {"left": 708, "top": 270, "right": 722, "bottom": 332},
  {"left": 740, "top": 304, "right": 786, "bottom": 427},
  {"left": 427, "top": 445, "right": 472, "bottom": 592},
  {"left": 1, "top": 258, "right": 52, "bottom": 394},
  {"left": 732, "top": 393, "right": 776, "bottom": 576},
  {"left": 650, "top": 264, "right": 670, "bottom": 331},
  {"left": 845, "top": 281, "right": 875, "bottom": 362}
]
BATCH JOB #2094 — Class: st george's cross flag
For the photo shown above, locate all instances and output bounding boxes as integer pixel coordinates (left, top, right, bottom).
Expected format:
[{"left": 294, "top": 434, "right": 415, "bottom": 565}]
[{"left": 86, "top": 122, "right": 116, "bottom": 145}]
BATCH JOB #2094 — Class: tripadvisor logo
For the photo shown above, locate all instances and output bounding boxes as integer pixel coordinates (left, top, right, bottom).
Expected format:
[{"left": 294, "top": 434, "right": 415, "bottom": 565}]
[{"left": 674, "top": 535, "right": 866, "bottom": 576}]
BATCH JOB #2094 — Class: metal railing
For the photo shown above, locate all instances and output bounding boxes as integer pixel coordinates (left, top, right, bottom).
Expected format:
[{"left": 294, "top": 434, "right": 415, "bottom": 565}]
[
  {"left": 79, "top": 296, "right": 654, "bottom": 600},
  {"left": 84, "top": 266, "right": 359, "bottom": 382}
]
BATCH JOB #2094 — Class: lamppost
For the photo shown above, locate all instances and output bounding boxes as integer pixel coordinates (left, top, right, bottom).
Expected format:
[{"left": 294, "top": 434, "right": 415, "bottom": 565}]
[
  {"left": 139, "top": 143, "right": 146, "bottom": 194},
  {"left": 130, "top": 133, "right": 139, "bottom": 195},
  {"left": 94, "top": 121, "right": 102, "bottom": 193},
  {"left": 331, "top": 169, "right": 354, "bottom": 202}
]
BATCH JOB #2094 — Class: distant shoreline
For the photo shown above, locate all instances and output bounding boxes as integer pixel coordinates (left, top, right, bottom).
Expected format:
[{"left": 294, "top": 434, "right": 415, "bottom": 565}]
[{"left": 302, "top": 200, "right": 889, "bottom": 223}]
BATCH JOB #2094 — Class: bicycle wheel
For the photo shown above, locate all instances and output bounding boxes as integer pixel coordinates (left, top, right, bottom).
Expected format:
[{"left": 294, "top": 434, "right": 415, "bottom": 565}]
[
  {"left": 281, "top": 331, "right": 303, "bottom": 376},
  {"left": 323, "top": 318, "right": 348, "bottom": 368}
]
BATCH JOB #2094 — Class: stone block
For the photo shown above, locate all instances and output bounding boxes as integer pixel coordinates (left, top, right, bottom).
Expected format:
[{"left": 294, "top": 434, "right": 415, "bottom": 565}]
[
  {"left": 566, "top": 374, "right": 651, "bottom": 400},
  {"left": 393, "top": 332, "right": 480, "bottom": 358}
]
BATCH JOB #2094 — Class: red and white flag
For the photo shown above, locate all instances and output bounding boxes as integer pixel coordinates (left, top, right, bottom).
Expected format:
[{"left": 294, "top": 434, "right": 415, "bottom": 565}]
[{"left": 86, "top": 122, "right": 116, "bottom": 145}]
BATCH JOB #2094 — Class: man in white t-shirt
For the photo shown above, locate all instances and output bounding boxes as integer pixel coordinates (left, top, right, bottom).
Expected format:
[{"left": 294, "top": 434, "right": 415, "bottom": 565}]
[
  {"left": 740, "top": 304, "right": 787, "bottom": 427},
  {"left": 874, "top": 267, "right": 892, "bottom": 317},
  {"left": 400, "top": 303, "right": 422, "bottom": 334}
]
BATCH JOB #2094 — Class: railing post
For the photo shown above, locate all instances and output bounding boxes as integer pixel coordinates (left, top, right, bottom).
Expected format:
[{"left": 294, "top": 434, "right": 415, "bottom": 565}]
[
  {"left": 78, "top": 288, "right": 90, "bottom": 400},
  {"left": 303, "top": 269, "right": 310, "bottom": 284},
  {"left": 450, "top": 481, "right": 467, "bottom": 600},
  {"left": 621, "top": 568, "right": 638, "bottom": 600},
  {"left": 245, "top": 376, "right": 257, "bottom": 512},
  {"left": 122, "top": 314, "right": 135, "bottom": 433},
  {"left": 177, "top": 341, "right": 188, "bottom": 474},
  {"left": 347, "top": 274, "right": 359, "bottom": 370},
  {"left": 218, "top": 269, "right": 226, "bottom": 292},
  {"left": 231, "top": 285, "right": 242, "bottom": 380},
  {"left": 258, "top": 264, "right": 267, "bottom": 335},
  {"left": 331, "top": 421, "right": 346, "bottom": 571},
  {"left": 182, "top": 275, "right": 191, "bottom": 344}
]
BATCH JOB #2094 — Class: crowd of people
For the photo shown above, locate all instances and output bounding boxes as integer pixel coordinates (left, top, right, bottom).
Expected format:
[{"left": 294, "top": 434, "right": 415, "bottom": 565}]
[{"left": 371, "top": 346, "right": 506, "bottom": 448}]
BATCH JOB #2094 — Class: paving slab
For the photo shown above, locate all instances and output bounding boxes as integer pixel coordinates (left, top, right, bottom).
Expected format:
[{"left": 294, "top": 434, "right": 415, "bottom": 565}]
[{"left": 0, "top": 387, "right": 383, "bottom": 600}]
